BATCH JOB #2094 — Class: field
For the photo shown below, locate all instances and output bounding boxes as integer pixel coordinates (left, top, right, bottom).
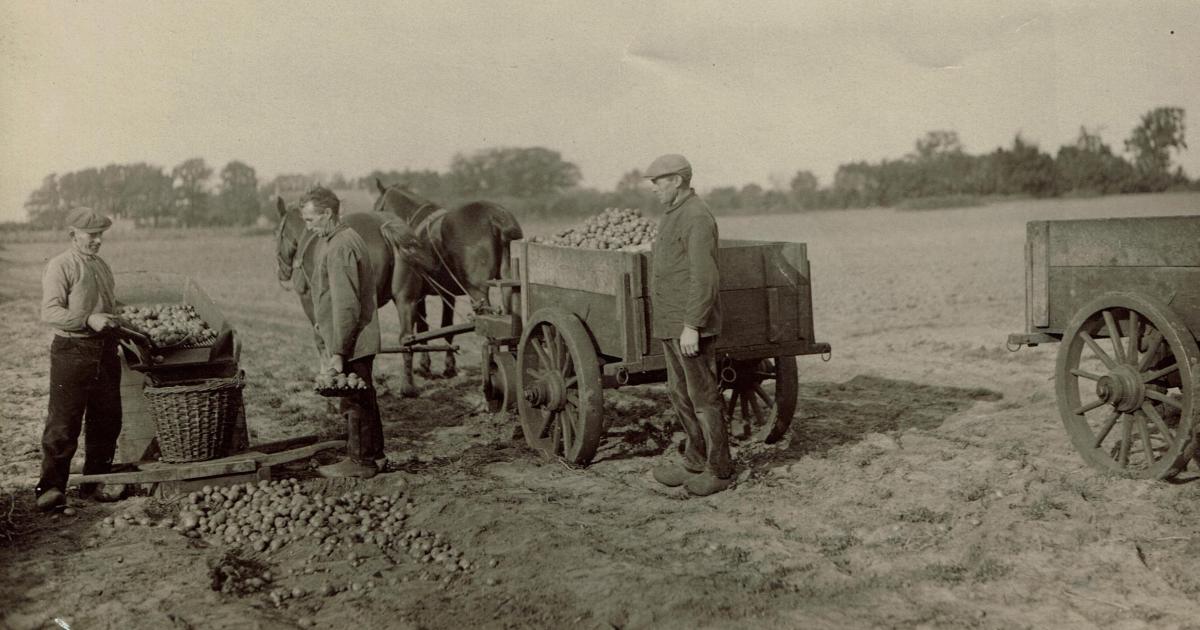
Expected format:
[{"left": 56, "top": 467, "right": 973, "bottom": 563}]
[{"left": 3, "top": 193, "right": 1200, "bottom": 629}]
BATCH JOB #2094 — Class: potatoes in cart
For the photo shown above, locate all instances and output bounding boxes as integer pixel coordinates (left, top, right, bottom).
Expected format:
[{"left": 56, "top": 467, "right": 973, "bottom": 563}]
[
  {"left": 532, "top": 207, "right": 657, "bottom": 251},
  {"left": 117, "top": 303, "right": 218, "bottom": 347}
]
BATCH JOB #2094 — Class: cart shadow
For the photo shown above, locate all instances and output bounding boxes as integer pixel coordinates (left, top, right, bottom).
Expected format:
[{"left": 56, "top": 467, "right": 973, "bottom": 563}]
[{"left": 593, "top": 374, "right": 1002, "bottom": 468}]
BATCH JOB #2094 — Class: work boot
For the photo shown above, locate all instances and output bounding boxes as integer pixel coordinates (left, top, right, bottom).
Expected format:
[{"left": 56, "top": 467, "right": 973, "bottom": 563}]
[
  {"left": 317, "top": 458, "right": 377, "bottom": 479},
  {"left": 651, "top": 463, "right": 703, "bottom": 488},
  {"left": 36, "top": 488, "right": 66, "bottom": 512},
  {"left": 684, "top": 471, "right": 734, "bottom": 497}
]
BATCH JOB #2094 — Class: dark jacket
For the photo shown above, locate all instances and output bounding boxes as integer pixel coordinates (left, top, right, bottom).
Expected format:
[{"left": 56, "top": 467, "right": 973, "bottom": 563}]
[
  {"left": 651, "top": 189, "right": 721, "bottom": 339},
  {"left": 311, "top": 223, "right": 380, "bottom": 361}
]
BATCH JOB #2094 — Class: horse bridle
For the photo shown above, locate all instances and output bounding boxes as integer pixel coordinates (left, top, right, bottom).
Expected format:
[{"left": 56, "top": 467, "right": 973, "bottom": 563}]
[{"left": 275, "top": 215, "right": 316, "bottom": 290}]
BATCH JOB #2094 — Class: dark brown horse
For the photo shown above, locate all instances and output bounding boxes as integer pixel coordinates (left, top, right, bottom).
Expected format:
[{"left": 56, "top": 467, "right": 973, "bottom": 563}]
[
  {"left": 273, "top": 197, "right": 432, "bottom": 397},
  {"left": 371, "top": 180, "right": 523, "bottom": 381}
]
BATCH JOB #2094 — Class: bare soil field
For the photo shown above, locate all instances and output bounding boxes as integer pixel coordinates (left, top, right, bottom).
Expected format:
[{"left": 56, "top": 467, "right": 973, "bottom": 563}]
[{"left": 3, "top": 193, "right": 1200, "bottom": 630}]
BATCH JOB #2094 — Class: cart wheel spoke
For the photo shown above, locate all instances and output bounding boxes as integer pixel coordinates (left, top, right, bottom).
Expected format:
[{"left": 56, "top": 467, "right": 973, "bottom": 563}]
[
  {"left": 1092, "top": 410, "right": 1121, "bottom": 449},
  {"left": 531, "top": 332, "right": 552, "bottom": 368},
  {"left": 1126, "top": 311, "right": 1140, "bottom": 367},
  {"left": 1118, "top": 414, "right": 1133, "bottom": 467},
  {"left": 1073, "top": 397, "right": 1108, "bottom": 416},
  {"left": 560, "top": 408, "right": 575, "bottom": 452},
  {"left": 1137, "top": 330, "right": 1164, "bottom": 372},
  {"left": 1080, "top": 330, "right": 1116, "bottom": 369},
  {"left": 1142, "top": 402, "right": 1178, "bottom": 453},
  {"left": 537, "top": 410, "right": 557, "bottom": 440},
  {"left": 1141, "top": 363, "right": 1178, "bottom": 384},
  {"left": 1145, "top": 390, "right": 1182, "bottom": 410},
  {"left": 561, "top": 350, "right": 573, "bottom": 379},
  {"left": 1070, "top": 368, "right": 1103, "bottom": 382},
  {"left": 747, "top": 394, "right": 766, "bottom": 426},
  {"left": 1102, "top": 310, "right": 1127, "bottom": 364},
  {"left": 752, "top": 384, "right": 772, "bottom": 407},
  {"left": 1136, "top": 413, "right": 1156, "bottom": 465},
  {"left": 564, "top": 376, "right": 577, "bottom": 389}
]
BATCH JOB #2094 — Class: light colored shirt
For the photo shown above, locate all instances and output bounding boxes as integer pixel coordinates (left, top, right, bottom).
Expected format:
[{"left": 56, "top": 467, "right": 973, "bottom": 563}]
[{"left": 41, "top": 249, "right": 116, "bottom": 337}]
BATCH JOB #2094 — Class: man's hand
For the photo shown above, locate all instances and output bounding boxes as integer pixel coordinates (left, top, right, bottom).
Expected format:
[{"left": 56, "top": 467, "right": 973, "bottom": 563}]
[
  {"left": 329, "top": 354, "right": 344, "bottom": 374},
  {"left": 679, "top": 326, "right": 700, "bottom": 357},
  {"left": 86, "top": 313, "right": 116, "bottom": 333}
]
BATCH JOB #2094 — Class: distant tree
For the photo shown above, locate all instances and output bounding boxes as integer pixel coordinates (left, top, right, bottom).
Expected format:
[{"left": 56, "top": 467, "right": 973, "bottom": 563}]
[
  {"left": 171, "top": 158, "right": 213, "bottom": 227},
  {"left": 449, "top": 147, "right": 582, "bottom": 198},
  {"left": 122, "top": 163, "right": 175, "bottom": 226},
  {"left": 24, "top": 174, "right": 64, "bottom": 228},
  {"left": 1055, "top": 127, "right": 1136, "bottom": 195},
  {"left": 218, "top": 160, "right": 261, "bottom": 225},
  {"left": 911, "top": 130, "right": 964, "bottom": 161},
  {"left": 992, "top": 134, "right": 1056, "bottom": 197},
  {"left": 739, "top": 183, "right": 765, "bottom": 212},
  {"left": 1125, "top": 106, "right": 1188, "bottom": 191},
  {"left": 789, "top": 170, "right": 819, "bottom": 209}
]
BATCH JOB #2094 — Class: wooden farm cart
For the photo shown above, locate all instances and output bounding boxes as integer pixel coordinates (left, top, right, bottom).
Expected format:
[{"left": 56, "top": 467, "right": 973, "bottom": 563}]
[
  {"left": 1007, "top": 215, "right": 1200, "bottom": 480},
  {"left": 67, "top": 271, "right": 342, "bottom": 496},
  {"left": 474, "top": 239, "right": 831, "bottom": 465}
]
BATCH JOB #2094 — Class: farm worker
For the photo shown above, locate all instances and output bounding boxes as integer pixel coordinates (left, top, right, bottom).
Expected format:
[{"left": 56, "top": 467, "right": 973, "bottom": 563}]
[
  {"left": 36, "top": 207, "right": 126, "bottom": 511},
  {"left": 645, "top": 154, "right": 734, "bottom": 496},
  {"left": 299, "top": 186, "right": 386, "bottom": 478}
]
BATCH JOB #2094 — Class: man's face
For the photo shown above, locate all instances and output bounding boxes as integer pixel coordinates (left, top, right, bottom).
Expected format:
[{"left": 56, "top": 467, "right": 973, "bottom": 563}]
[
  {"left": 650, "top": 175, "right": 682, "bottom": 205},
  {"left": 300, "top": 201, "right": 335, "bottom": 235},
  {"left": 70, "top": 229, "right": 103, "bottom": 255}
]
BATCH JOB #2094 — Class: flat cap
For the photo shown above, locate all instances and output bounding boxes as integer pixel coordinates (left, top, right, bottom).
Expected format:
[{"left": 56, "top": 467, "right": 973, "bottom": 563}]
[
  {"left": 66, "top": 207, "right": 112, "bottom": 232},
  {"left": 643, "top": 154, "right": 693, "bottom": 180}
]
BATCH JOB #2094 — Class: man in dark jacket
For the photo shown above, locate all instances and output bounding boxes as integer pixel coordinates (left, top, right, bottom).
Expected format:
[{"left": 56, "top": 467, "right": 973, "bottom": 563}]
[
  {"left": 300, "top": 186, "right": 385, "bottom": 478},
  {"left": 37, "top": 207, "right": 125, "bottom": 511},
  {"left": 645, "top": 154, "right": 734, "bottom": 496}
]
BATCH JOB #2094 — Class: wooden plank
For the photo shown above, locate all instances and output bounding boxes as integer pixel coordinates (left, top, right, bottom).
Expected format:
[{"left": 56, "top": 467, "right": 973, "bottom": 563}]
[
  {"left": 618, "top": 274, "right": 638, "bottom": 361},
  {"left": 69, "top": 459, "right": 259, "bottom": 486},
  {"left": 1045, "top": 267, "right": 1200, "bottom": 333},
  {"left": 765, "top": 242, "right": 807, "bottom": 287},
  {"left": 1028, "top": 221, "right": 1050, "bottom": 328},
  {"left": 1046, "top": 216, "right": 1200, "bottom": 267},
  {"left": 797, "top": 273, "right": 815, "bottom": 343},
  {"left": 766, "top": 287, "right": 801, "bottom": 343},
  {"left": 527, "top": 284, "right": 623, "bottom": 358},
  {"left": 524, "top": 242, "right": 644, "bottom": 296},
  {"left": 515, "top": 240, "right": 530, "bottom": 322},
  {"left": 716, "top": 289, "right": 769, "bottom": 348}
]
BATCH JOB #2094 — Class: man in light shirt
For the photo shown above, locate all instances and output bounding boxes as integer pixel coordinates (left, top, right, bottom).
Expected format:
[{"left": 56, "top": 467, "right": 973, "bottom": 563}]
[{"left": 37, "top": 207, "right": 124, "bottom": 511}]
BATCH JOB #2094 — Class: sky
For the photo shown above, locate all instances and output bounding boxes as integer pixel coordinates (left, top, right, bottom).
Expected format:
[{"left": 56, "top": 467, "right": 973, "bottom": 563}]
[{"left": 1, "top": 0, "right": 1197, "bottom": 222}]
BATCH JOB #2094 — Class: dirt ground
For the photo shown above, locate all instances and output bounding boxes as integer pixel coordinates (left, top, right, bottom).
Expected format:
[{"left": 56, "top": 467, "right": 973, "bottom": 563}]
[{"left": 3, "top": 194, "right": 1200, "bottom": 630}]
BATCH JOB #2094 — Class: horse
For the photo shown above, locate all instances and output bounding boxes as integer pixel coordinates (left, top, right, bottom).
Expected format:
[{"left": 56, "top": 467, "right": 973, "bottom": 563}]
[
  {"left": 371, "top": 180, "right": 523, "bottom": 383},
  {"left": 273, "top": 197, "right": 433, "bottom": 397}
]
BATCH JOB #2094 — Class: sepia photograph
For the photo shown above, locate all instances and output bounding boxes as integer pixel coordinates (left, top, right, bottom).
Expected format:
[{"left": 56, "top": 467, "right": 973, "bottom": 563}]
[{"left": 1, "top": 1, "right": 1199, "bottom": 628}]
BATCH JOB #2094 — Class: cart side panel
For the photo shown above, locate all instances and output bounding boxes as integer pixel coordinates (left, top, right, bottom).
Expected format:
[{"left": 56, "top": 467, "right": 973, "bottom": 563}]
[
  {"left": 523, "top": 243, "right": 646, "bottom": 296},
  {"left": 1046, "top": 267, "right": 1200, "bottom": 333},
  {"left": 526, "top": 284, "right": 626, "bottom": 358},
  {"left": 1046, "top": 216, "right": 1200, "bottom": 267}
]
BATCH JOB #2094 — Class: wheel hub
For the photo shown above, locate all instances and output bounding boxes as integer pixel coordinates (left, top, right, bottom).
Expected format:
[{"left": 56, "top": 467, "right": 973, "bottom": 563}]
[
  {"left": 523, "top": 371, "right": 566, "bottom": 410},
  {"left": 1095, "top": 366, "right": 1145, "bottom": 413}
]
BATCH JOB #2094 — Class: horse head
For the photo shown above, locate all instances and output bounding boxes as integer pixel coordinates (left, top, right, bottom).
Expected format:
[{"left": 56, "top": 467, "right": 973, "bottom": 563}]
[
  {"left": 373, "top": 179, "right": 438, "bottom": 226},
  {"left": 273, "top": 197, "right": 311, "bottom": 293}
]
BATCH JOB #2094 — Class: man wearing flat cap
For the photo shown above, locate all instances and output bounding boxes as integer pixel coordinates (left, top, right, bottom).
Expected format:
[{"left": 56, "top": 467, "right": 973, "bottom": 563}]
[
  {"left": 36, "top": 207, "right": 124, "bottom": 511},
  {"left": 644, "top": 154, "right": 734, "bottom": 496}
]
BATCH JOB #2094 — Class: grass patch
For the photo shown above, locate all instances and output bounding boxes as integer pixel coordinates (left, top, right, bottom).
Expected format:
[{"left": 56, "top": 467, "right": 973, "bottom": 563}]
[
  {"left": 953, "top": 479, "right": 991, "bottom": 502},
  {"left": 1024, "top": 493, "right": 1068, "bottom": 520},
  {"left": 920, "top": 562, "right": 968, "bottom": 584}
]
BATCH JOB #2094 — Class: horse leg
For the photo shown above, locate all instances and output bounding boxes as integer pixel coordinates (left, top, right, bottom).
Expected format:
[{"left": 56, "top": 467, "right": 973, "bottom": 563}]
[
  {"left": 414, "top": 297, "right": 434, "bottom": 379},
  {"left": 393, "top": 298, "right": 421, "bottom": 398},
  {"left": 441, "top": 299, "right": 457, "bottom": 379}
]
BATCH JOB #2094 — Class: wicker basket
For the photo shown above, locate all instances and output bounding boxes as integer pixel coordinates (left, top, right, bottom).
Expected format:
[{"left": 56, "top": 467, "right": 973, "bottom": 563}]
[{"left": 143, "top": 371, "right": 245, "bottom": 463}]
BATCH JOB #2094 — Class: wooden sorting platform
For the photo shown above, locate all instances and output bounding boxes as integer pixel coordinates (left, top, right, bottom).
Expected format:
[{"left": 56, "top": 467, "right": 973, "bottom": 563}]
[{"left": 69, "top": 436, "right": 345, "bottom": 498}]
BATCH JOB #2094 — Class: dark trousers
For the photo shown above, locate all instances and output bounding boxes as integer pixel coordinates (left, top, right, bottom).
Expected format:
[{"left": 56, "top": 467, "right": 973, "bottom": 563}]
[
  {"left": 661, "top": 336, "right": 733, "bottom": 479},
  {"left": 342, "top": 356, "right": 384, "bottom": 465},
  {"left": 37, "top": 336, "right": 122, "bottom": 496}
]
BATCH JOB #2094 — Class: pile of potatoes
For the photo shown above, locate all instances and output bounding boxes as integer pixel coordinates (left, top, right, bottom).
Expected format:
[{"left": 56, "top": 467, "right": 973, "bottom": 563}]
[
  {"left": 117, "top": 303, "right": 219, "bottom": 347},
  {"left": 169, "top": 479, "right": 475, "bottom": 577},
  {"left": 535, "top": 207, "right": 657, "bottom": 250},
  {"left": 314, "top": 367, "right": 369, "bottom": 393}
]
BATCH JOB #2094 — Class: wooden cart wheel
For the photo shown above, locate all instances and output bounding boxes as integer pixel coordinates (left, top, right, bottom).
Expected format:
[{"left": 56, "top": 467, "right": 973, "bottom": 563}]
[
  {"left": 721, "top": 356, "right": 798, "bottom": 444},
  {"left": 516, "top": 308, "right": 604, "bottom": 464},
  {"left": 483, "top": 350, "right": 518, "bottom": 413},
  {"left": 1057, "top": 292, "right": 1200, "bottom": 479}
]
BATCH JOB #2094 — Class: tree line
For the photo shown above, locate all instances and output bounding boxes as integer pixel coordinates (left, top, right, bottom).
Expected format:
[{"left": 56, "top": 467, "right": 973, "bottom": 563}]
[{"left": 21, "top": 106, "right": 1194, "bottom": 228}]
